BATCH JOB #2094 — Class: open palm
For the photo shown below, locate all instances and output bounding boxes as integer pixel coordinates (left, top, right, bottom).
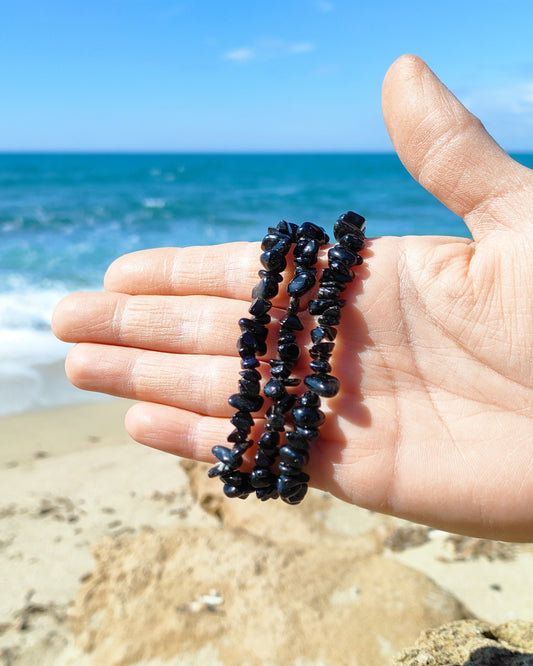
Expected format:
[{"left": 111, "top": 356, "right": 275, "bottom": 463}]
[{"left": 53, "top": 56, "right": 533, "bottom": 541}]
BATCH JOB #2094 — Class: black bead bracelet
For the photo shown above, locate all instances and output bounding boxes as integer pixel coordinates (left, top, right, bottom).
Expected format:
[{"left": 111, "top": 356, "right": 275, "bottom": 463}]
[{"left": 208, "top": 211, "right": 366, "bottom": 505}]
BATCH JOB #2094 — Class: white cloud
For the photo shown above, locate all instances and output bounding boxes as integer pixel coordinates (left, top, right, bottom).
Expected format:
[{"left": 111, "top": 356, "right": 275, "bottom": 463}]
[
  {"left": 463, "top": 81, "right": 533, "bottom": 119},
  {"left": 223, "top": 47, "right": 255, "bottom": 63},
  {"left": 223, "top": 40, "right": 315, "bottom": 63}
]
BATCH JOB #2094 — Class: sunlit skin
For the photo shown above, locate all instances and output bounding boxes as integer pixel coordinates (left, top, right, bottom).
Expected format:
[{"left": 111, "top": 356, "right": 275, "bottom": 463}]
[{"left": 53, "top": 55, "right": 533, "bottom": 541}]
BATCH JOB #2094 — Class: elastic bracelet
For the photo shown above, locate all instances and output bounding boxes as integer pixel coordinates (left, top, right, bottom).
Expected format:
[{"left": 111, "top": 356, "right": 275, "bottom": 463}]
[{"left": 208, "top": 211, "right": 366, "bottom": 505}]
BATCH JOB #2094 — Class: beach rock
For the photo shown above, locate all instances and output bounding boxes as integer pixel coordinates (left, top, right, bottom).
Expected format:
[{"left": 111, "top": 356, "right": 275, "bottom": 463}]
[
  {"left": 68, "top": 527, "right": 470, "bottom": 666},
  {"left": 393, "top": 619, "right": 533, "bottom": 665}
]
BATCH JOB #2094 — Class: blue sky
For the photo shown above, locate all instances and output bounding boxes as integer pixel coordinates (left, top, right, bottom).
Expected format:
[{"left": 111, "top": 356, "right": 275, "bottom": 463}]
[{"left": 2, "top": 0, "right": 533, "bottom": 152}]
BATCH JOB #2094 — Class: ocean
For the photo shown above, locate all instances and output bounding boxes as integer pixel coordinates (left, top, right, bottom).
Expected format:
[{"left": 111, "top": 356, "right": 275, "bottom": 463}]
[{"left": 1, "top": 152, "right": 531, "bottom": 416}]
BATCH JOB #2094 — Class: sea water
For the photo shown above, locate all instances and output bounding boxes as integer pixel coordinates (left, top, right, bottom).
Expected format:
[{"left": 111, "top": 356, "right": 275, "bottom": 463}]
[{"left": 1, "top": 152, "right": 531, "bottom": 416}]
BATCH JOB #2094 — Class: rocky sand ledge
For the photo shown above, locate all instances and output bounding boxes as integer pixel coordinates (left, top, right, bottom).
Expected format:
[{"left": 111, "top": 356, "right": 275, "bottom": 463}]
[{"left": 1, "top": 401, "right": 532, "bottom": 665}]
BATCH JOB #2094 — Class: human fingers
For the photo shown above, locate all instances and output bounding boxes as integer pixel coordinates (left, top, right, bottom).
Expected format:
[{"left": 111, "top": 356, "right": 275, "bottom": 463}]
[
  {"left": 53, "top": 291, "right": 281, "bottom": 358},
  {"left": 382, "top": 54, "right": 533, "bottom": 239},
  {"left": 64, "top": 342, "right": 242, "bottom": 416},
  {"left": 103, "top": 242, "right": 262, "bottom": 299}
]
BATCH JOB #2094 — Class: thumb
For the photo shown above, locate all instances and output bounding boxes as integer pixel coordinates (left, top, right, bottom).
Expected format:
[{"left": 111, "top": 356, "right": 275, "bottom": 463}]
[{"left": 382, "top": 54, "right": 533, "bottom": 240}]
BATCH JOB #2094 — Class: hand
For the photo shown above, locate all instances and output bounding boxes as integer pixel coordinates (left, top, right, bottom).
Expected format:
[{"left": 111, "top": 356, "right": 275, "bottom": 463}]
[{"left": 52, "top": 55, "right": 533, "bottom": 541}]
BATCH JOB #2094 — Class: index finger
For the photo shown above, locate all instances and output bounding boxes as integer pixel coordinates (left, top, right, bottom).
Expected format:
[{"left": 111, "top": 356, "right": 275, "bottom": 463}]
[{"left": 104, "top": 242, "right": 262, "bottom": 299}]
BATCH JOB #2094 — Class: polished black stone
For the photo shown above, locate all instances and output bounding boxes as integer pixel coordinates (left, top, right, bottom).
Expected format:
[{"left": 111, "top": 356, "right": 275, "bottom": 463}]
[
  {"left": 252, "top": 276, "right": 279, "bottom": 301},
  {"left": 230, "top": 410, "right": 254, "bottom": 430},
  {"left": 297, "top": 221, "right": 329, "bottom": 242},
  {"left": 279, "top": 446, "right": 309, "bottom": 468},
  {"left": 278, "top": 342, "right": 300, "bottom": 363},
  {"left": 299, "top": 390, "right": 321, "bottom": 407},
  {"left": 293, "top": 425, "right": 321, "bottom": 441},
  {"left": 308, "top": 358, "right": 332, "bottom": 374},
  {"left": 276, "top": 392, "right": 297, "bottom": 414},
  {"left": 256, "top": 486, "right": 279, "bottom": 501},
  {"left": 334, "top": 211, "right": 366, "bottom": 240},
  {"left": 269, "top": 359, "right": 292, "bottom": 379},
  {"left": 254, "top": 448, "right": 277, "bottom": 468},
  {"left": 330, "top": 260, "right": 354, "bottom": 281},
  {"left": 280, "top": 313, "right": 303, "bottom": 331},
  {"left": 280, "top": 484, "right": 308, "bottom": 504},
  {"left": 277, "top": 219, "right": 298, "bottom": 239},
  {"left": 340, "top": 232, "right": 365, "bottom": 253},
  {"left": 261, "top": 232, "right": 282, "bottom": 251},
  {"left": 227, "top": 428, "right": 248, "bottom": 443},
  {"left": 297, "top": 239, "right": 320, "bottom": 261},
  {"left": 287, "top": 270, "right": 316, "bottom": 297},
  {"left": 212, "top": 445, "right": 243, "bottom": 469},
  {"left": 319, "top": 278, "right": 347, "bottom": 292},
  {"left": 240, "top": 356, "right": 260, "bottom": 369},
  {"left": 310, "top": 326, "right": 337, "bottom": 344},
  {"left": 308, "top": 298, "right": 335, "bottom": 315},
  {"left": 282, "top": 377, "right": 301, "bottom": 387},
  {"left": 249, "top": 297, "right": 272, "bottom": 317},
  {"left": 238, "top": 376, "right": 260, "bottom": 396},
  {"left": 328, "top": 245, "right": 358, "bottom": 267},
  {"left": 258, "top": 269, "right": 283, "bottom": 283},
  {"left": 263, "top": 378, "right": 286, "bottom": 401},
  {"left": 258, "top": 430, "right": 280, "bottom": 451},
  {"left": 285, "top": 432, "right": 310, "bottom": 451},
  {"left": 228, "top": 392, "right": 264, "bottom": 412},
  {"left": 292, "top": 405, "right": 325, "bottom": 428},
  {"left": 264, "top": 408, "right": 286, "bottom": 431},
  {"left": 278, "top": 331, "right": 296, "bottom": 345},
  {"left": 317, "top": 284, "right": 342, "bottom": 299},
  {"left": 278, "top": 470, "right": 310, "bottom": 486},
  {"left": 251, "top": 468, "right": 278, "bottom": 489},
  {"left": 318, "top": 311, "right": 341, "bottom": 327},
  {"left": 304, "top": 373, "right": 340, "bottom": 398},
  {"left": 260, "top": 249, "right": 287, "bottom": 272},
  {"left": 320, "top": 267, "right": 353, "bottom": 284},
  {"left": 240, "top": 368, "right": 261, "bottom": 382},
  {"left": 309, "top": 341, "right": 335, "bottom": 359}
]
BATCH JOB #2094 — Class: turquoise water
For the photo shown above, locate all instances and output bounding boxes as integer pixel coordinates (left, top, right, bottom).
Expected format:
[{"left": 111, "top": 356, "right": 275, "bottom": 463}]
[{"left": 1, "top": 152, "right": 531, "bottom": 415}]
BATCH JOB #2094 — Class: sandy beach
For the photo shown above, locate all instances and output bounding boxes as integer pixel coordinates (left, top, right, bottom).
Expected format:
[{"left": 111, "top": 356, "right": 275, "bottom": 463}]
[{"left": 1, "top": 399, "right": 533, "bottom": 665}]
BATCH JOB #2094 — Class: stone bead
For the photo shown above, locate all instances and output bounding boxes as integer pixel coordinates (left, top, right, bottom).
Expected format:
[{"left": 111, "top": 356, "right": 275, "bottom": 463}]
[
  {"left": 330, "top": 260, "right": 354, "bottom": 281},
  {"left": 240, "top": 368, "right": 261, "bottom": 382},
  {"left": 280, "top": 313, "right": 303, "bottom": 331},
  {"left": 260, "top": 249, "right": 287, "bottom": 273},
  {"left": 304, "top": 373, "right": 340, "bottom": 398},
  {"left": 228, "top": 392, "right": 264, "bottom": 413},
  {"left": 261, "top": 232, "right": 281, "bottom": 251},
  {"left": 278, "top": 342, "right": 300, "bottom": 363},
  {"left": 277, "top": 219, "right": 298, "bottom": 238},
  {"left": 252, "top": 276, "right": 279, "bottom": 301},
  {"left": 309, "top": 341, "right": 335, "bottom": 359},
  {"left": 282, "top": 377, "right": 301, "bottom": 387},
  {"left": 227, "top": 428, "right": 247, "bottom": 443},
  {"left": 308, "top": 298, "right": 334, "bottom": 315},
  {"left": 317, "top": 284, "right": 342, "bottom": 299},
  {"left": 285, "top": 432, "right": 310, "bottom": 451},
  {"left": 240, "top": 356, "right": 260, "bottom": 369},
  {"left": 258, "top": 430, "right": 280, "bottom": 451},
  {"left": 340, "top": 232, "right": 365, "bottom": 253},
  {"left": 223, "top": 484, "right": 243, "bottom": 498},
  {"left": 263, "top": 379, "right": 286, "bottom": 401},
  {"left": 258, "top": 269, "right": 283, "bottom": 283},
  {"left": 278, "top": 470, "right": 310, "bottom": 486},
  {"left": 309, "top": 358, "right": 332, "bottom": 374},
  {"left": 251, "top": 468, "right": 278, "bottom": 489},
  {"left": 318, "top": 310, "right": 341, "bottom": 326},
  {"left": 294, "top": 426, "right": 321, "bottom": 441},
  {"left": 279, "top": 446, "right": 309, "bottom": 468},
  {"left": 269, "top": 359, "right": 292, "bottom": 379},
  {"left": 254, "top": 448, "right": 277, "bottom": 468},
  {"left": 277, "top": 393, "right": 297, "bottom": 414},
  {"left": 278, "top": 332, "right": 297, "bottom": 346},
  {"left": 298, "top": 239, "right": 320, "bottom": 261},
  {"left": 249, "top": 297, "right": 272, "bottom": 317},
  {"left": 256, "top": 486, "right": 279, "bottom": 501},
  {"left": 297, "top": 221, "right": 329, "bottom": 242},
  {"left": 287, "top": 270, "right": 316, "bottom": 297},
  {"left": 264, "top": 408, "right": 286, "bottom": 431},
  {"left": 238, "top": 377, "right": 260, "bottom": 396},
  {"left": 333, "top": 211, "right": 366, "bottom": 240},
  {"left": 320, "top": 267, "right": 353, "bottom": 284},
  {"left": 299, "top": 390, "right": 321, "bottom": 407},
  {"left": 230, "top": 410, "right": 254, "bottom": 430},
  {"left": 319, "top": 278, "right": 347, "bottom": 292},
  {"left": 328, "top": 245, "right": 358, "bottom": 267},
  {"left": 238, "top": 318, "right": 268, "bottom": 338},
  {"left": 212, "top": 445, "right": 242, "bottom": 469},
  {"left": 280, "top": 484, "right": 308, "bottom": 504},
  {"left": 292, "top": 406, "right": 325, "bottom": 428},
  {"left": 310, "top": 326, "right": 337, "bottom": 344}
]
